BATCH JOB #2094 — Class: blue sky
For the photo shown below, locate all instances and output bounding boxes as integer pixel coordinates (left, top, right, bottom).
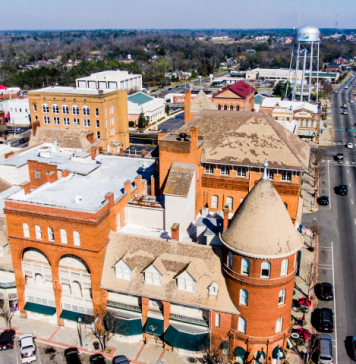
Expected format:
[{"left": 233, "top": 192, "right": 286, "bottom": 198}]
[{"left": 1, "top": 0, "right": 355, "bottom": 30}]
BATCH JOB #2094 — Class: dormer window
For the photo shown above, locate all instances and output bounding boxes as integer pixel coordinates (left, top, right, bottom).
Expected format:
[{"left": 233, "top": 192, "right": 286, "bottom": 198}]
[
  {"left": 143, "top": 260, "right": 164, "bottom": 287},
  {"left": 146, "top": 272, "right": 161, "bottom": 286},
  {"left": 114, "top": 260, "right": 132, "bottom": 281},
  {"left": 208, "top": 282, "right": 219, "bottom": 296},
  {"left": 176, "top": 270, "right": 196, "bottom": 293}
]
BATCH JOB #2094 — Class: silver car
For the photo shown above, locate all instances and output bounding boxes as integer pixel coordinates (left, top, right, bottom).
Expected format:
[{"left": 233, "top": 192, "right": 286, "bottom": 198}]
[
  {"left": 318, "top": 334, "right": 333, "bottom": 364},
  {"left": 18, "top": 334, "right": 37, "bottom": 363}
]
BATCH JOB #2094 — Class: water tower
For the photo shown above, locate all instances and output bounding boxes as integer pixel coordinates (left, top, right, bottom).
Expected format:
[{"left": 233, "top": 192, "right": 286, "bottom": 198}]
[{"left": 288, "top": 26, "right": 320, "bottom": 102}]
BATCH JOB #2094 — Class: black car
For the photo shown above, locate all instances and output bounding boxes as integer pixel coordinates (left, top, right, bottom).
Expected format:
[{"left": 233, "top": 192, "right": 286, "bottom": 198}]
[
  {"left": 317, "top": 308, "right": 334, "bottom": 333},
  {"left": 112, "top": 355, "right": 130, "bottom": 364},
  {"left": 0, "top": 330, "right": 14, "bottom": 350},
  {"left": 318, "top": 196, "right": 329, "bottom": 206},
  {"left": 64, "top": 347, "right": 82, "bottom": 364},
  {"left": 89, "top": 353, "right": 107, "bottom": 364},
  {"left": 320, "top": 282, "right": 334, "bottom": 301},
  {"left": 351, "top": 336, "right": 356, "bottom": 360},
  {"left": 337, "top": 184, "right": 348, "bottom": 195}
]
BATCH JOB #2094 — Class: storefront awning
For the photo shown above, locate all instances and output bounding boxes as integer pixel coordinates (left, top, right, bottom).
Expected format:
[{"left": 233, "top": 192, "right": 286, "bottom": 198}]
[
  {"left": 164, "top": 325, "right": 209, "bottom": 352},
  {"left": 111, "top": 317, "right": 143, "bottom": 336},
  {"left": 234, "top": 346, "right": 246, "bottom": 357},
  {"left": 24, "top": 302, "right": 56, "bottom": 316},
  {"left": 272, "top": 345, "right": 285, "bottom": 359},
  {"left": 145, "top": 317, "right": 164, "bottom": 336},
  {"left": 59, "top": 310, "right": 92, "bottom": 323}
]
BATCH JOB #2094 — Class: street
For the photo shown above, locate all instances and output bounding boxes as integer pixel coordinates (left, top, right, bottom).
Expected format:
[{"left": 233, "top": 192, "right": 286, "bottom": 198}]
[{"left": 302, "top": 71, "right": 356, "bottom": 364}]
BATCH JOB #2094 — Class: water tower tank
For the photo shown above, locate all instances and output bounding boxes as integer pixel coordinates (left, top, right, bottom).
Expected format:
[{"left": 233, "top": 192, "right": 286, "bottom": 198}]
[{"left": 296, "top": 26, "right": 320, "bottom": 43}]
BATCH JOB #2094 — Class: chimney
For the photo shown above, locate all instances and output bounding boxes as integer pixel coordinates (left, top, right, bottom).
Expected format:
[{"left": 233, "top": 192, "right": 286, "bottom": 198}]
[
  {"left": 184, "top": 90, "right": 192, "bottom": 124},
  {"left": 124, "top": 180, "right": 131, "bottom": 193},
  {"left": 223, "top": 205, "right": 229, "bottom": 232},
  {"left": 87, "top": 132, "right": 94, "bottom": 144},
  {"left": 150, "top": 175, "right": 155, "bottom": 196},
  {"left": 119, "top": 148, "right": 125, "bottom": 155},
  {"left": 190, "top": 127, "right": 199, "bottom": 151},
  {"left": 46, "top": 171, "right": 58, "bottom": 184},
  {"left": 105, "top": 192, "right": 114, "bottom": 208},
  {"left": 62, "top": 169, "right": 69, "bottom": 178},
  {"left": 5, "top": 151, "right": 14, "bottom": 159},
  {"left": 32, "top": 121, "right": 40, "bottom": 136},
  {"left": 134, "top": 175, "right": 142, "bottom": 187},
  {"left": 171, "top": 223, "right": 180, "bottom": 240},
  {"left": 19, "top": 181, "right": 31, "bottom": 195},
  {"left": 141, "top": 150, "right": 146, "bottom": 158}
]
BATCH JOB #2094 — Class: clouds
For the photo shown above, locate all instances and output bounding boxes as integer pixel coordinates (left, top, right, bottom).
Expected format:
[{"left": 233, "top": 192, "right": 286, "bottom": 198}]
[{"left": 1, "top": 0, "right": 355, "bottom": 30}]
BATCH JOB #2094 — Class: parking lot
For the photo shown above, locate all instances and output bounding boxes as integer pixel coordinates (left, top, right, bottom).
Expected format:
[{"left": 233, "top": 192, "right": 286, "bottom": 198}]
[{"left": 0, "top": 339, "right": 111, "bottom": 364}]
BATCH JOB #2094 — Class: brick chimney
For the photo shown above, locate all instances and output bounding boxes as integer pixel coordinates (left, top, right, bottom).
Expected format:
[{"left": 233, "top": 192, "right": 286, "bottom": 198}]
[
  {"left": 134, "top": 175, "right": 142, "bottom": 187},
  {"left": 171, "top": 223, "right": 180, "bottom": 240},
  {"left": 105, "top": 192, "right": 114, "bottom": 208},
  {"left": 190, "top": 127, "right": 199, "bottom": 151},
  {"left": 5, "top": 151, "right": 14, "bottom": 159},
  {"left": 98, "top": 90, "right": 104, "bottom": 95},
  {"left": 32, "top": 121, "right": 40, "bottom": 136},
  {"left": 150, "top": 175, "right": 155, "bottom": 196},
  {"left": 119, "top": 148, "right": 124, "bottom": 155},
  {"left": 223, "top": 205, "right": 229, "bottom": 232},
  {"left": 19, "top": 181, "right": 31, "bottom": 195},
  {"left": 124, "top": 181, "right": 131, "bottom": 193},
  {"left": 87, "top": 131, "right": 94, "bottom": 144},
  {"left": 184, "top": 90, "right": 192, "bottom": 124},
  {"left": 62, "top": 170, "right": 69, "bottom": 178},
  {"left": 141, "top": 150, "right": 146, "bottom": 158},
  {"left": 46, "top": 171, "right": 58, "bottom": 184}
]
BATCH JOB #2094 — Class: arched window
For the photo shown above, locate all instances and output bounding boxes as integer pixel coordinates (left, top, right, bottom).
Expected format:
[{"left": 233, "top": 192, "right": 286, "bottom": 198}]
[
  {"left": 62, "top": 105, "right": 69, "bottom": 114},
  {"left": 228, "top": 251, "right": 233, "bottom": 269},
  {"left": 236, "top": 167, "right": 246, "bottom": 177},
  {"left": 221, "top": 166, "right": 230, "bottom": 176},
  {"left": 72, "top": 281, "right": 82, "bottom": 297},
  {"left": 281, "top": 258, "right": 288, "bottom": 276},
  {"left": 268, "top": 170, "right": 274, "bottom": 180},
  {"left": 281, "top": 171, "right": 292, "bottom": 181},
  {"left": 236, "top": 105, "right": 240, "bottom": 111},
  {"left": 52, "top": 104, "right": 59, "bottom": 114},
  {"left": 241, "top": 258, "right": 250, "bottom": 276},
  {"left": 35, "top": 273, "right": 45, "bottom": 288},
  {"left": 73, "top": 231, "right": 80, "bottom": 246},
  {"left": 60, "top": 229, "right": 67, "bottom": 244},
  {"left": 72, "top": 105, "right": 79, "bottom": 115},
  {"left": 47, "top": 227, "right": 54, "bottom": 241},
  {"left": 224, "top": 105, "right": 227, "bottom": 110},
  {"left": 35, "top": 225, "right": 42, "bottom": 240},
  {"left": 276, "top": 317, "right": 283, "bottom": 333},
  {"left": 238, "top": 317, "right": 246, "bottom": 333},
  {"left": 42, "top": 103, "right": 49, "bottom": 113},
  {"left": 261, "top": 261, "right": 271, "bottom": 278},
  {"left": 230, "top": 105, "right": 233, "bottom": 111},
  {"left": 83, "top": 106, "right": 90, "bottom": 116},
  {"left": 205, "top": 165, "right": 213, "bottom": 174},
  {"left": 218, "top": 105, "right": 221, "bottom": 110},
  {"left": 278, "top": 289, "right": 286, "bottom": 305},
  {"left": 313, "top": 121, "right": 318, "bottom": 128},
  {"left": 23, "top": 223, "right": 30, "bottom": 238},
  {"left": 240, "top": 289, "right": 248, "bottom": 305}
]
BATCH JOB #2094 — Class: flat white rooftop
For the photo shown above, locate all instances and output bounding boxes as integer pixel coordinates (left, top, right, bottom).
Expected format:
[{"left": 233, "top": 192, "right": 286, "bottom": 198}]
[
  {"left": 30, "top": 86, "right": 113, "bottom": 95},
  {"left": 77, "top": 70, "right": 141, "bottom": 81}
]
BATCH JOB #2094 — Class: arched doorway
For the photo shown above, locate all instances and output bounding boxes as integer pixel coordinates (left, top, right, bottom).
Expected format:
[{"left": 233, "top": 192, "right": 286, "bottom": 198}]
[
  {"left": 22, "top": 248, "right": 56, "bottom": 322},
  {"left": 58, "top": 255, "right": 93, "bottom": 327}
]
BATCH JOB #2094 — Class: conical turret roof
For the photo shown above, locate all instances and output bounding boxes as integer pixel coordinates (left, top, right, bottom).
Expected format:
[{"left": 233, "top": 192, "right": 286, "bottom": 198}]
[
  {"left": 221, "top": 179, "right": 303, "bottom": 258},
  {"left": 190, "top": 90, "right": 217, "bottom": 113}
]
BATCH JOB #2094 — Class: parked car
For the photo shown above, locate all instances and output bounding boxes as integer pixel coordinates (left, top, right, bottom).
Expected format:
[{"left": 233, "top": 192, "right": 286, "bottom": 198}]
[
  {"left": 19, "top": 136, "right": 30, "bottom": 144},
  {"left": 112, "top": 355, "right": 130, "bottom": 364},
  {"left": 335, "top": 153, "right": 344, "bottom": 162},
  {"left": 318, "top": 196, "right": 329, "bottom": 206},
  {"left": 317, "top": 308, "right": 334, "bottom": 333},
  {"left": 351, "top": 336, "right": 356, "bottom": 361},
  {"left": 18, "top": 334, "right": 37, "bottom": 363},
  {"left": 90, "top": 353, "right": 107, "bottom": 364},
  {"left": 344, "top": 110, "right": 349, "bottom": 115},
  {"left": 0, "top": 330, "right": 14, "bottom": 350},
  {"left": 64, "top": 347, "right": 82, "bottom": 364},
  {"left": 336, "top": 184, "right": 348, "bottom": 195},
  {"left": 347, "top": 142, "right": 354, "bottom": 149},
  {"left": 318, "top": 334, "right": 333, "bottom": 364},
  {"left": 319, "top": 282, "right": 334, "bottom": 300}
]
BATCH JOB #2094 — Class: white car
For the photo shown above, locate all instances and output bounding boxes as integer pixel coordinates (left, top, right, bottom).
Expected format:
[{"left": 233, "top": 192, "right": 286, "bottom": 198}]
[
  {"left": 18, "top": 334, "right": 37, "bottom": 363},
  {"left": 347, "top": 143, "right": 354, "bottom": 149}
]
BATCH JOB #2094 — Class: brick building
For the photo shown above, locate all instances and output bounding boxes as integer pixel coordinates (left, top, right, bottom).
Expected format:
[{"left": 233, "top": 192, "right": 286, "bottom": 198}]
[
  {"left": 212, "top": 81, "right": 255, "bottom": 112},
  {"left": 28, "top": 87, "right": 129, "bottom": 152},
  {"left": 184, "top": 90, "right": 217, "bottom": 123}
]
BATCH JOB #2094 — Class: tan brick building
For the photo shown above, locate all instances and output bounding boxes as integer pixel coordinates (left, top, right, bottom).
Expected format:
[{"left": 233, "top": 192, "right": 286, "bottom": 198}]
[{"left": 28, "top": 87, "right": 129, "bottom": 152}]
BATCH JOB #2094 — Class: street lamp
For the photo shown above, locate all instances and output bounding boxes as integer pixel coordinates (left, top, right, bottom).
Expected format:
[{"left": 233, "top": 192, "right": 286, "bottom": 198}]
[
  {"left": 303, "top": 347, "right": 307, "bottom": 364},
  {"left": 77, "top": 317, "right": 83, "bottom": 347}
]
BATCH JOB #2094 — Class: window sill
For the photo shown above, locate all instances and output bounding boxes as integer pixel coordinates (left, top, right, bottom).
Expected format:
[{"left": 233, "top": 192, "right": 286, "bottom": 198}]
[{"left": 278, "top": 303, "right": 286, "bottom": 308}]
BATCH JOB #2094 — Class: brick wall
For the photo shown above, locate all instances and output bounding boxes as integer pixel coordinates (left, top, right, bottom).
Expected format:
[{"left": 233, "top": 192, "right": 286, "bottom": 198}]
[{"left": 28, "top": 160, "right": 58, "bottom": 188}]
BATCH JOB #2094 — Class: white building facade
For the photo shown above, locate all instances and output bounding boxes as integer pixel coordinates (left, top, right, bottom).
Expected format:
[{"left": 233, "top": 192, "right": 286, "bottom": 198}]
[{"left": 0, "top": 98, "right": 30, "bottom": 125}]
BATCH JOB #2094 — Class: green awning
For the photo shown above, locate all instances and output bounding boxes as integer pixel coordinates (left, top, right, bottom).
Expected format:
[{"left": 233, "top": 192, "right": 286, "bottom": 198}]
[
  {"left": 234, "top": 346, "right": 246, "bottom": 357},
  {"left": 145, "top": 317, "right": 164, "bottom": 336},
  {"left": 24, "top": 302, "right": 56, "bottom": 316},
  {"left": 164, "top": 325, "right": 209, "bottom": 352},
  {"left": 59, "top": 310, "right": 92, "bottom": 323},
  {"left": 272, "top": 346, "right": 285, "bottom": 359},
  {"left": 111, "top": 317, "right": 143, "bottom": 336}
]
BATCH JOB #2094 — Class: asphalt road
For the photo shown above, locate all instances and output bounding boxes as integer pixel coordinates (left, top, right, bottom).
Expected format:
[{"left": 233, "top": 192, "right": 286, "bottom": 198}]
[{"left": 302, "top": 71, "right": 356, "bottom": 364}]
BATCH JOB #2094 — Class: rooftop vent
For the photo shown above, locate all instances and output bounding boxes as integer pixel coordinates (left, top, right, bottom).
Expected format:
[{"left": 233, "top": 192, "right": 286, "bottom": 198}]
[
  {"left": 178, "top": 132, "right": 187, "bottom": 141},
  {"left": 74, "top": 195, "right": 82, "bottom": 203}
]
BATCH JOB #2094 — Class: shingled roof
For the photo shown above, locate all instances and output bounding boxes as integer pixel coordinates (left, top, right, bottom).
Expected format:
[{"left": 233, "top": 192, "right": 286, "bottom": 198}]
[
  {"left": 177, "top": 110, "right": 310, "bottom": 170},
  {"left": 190, "top": 91, "right": 217, "bottom": 113},
  {"left": 214, "top": 80, "right": 255, "bottom": 99},
  {"left": 101, "top": 231, "right": 239, "bottom": 314}
]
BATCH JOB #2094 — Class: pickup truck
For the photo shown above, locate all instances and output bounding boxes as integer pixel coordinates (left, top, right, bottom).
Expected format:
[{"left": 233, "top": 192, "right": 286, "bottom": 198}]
[{"left": 19, "top": 334, "right": 37, "bottom": 363}]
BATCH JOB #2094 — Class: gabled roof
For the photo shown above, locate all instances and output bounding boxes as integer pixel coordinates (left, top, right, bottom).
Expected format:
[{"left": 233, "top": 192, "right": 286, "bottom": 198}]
[
  {"left": 221, "top": 178, "right": 303, "bottom": 258},
  {"left": 142, "top": 256, "right": 167, "bottom": 276},
  {"left": 213, "top": 80, "right": 255, "bottom": 99},
  {"left": 177, "top": 110, "right": 310, "bottom": 170}
]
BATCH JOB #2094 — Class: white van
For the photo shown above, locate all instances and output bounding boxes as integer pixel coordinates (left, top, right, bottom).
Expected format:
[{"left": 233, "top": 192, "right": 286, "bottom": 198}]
[{"left": 318, "top": 334, "right": 333, "bottom": 364}]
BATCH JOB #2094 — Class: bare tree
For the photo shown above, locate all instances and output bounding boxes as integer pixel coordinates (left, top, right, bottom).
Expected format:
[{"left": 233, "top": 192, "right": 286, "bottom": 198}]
[
  {"left": 305, "top": 334, "right": 320, "bottom": 362},
  {"left": 303, "top": 263, "right": 314, "bottom": 299},
  {"left": 0, "top": 305, "right": 15, "bottom": 329},
  {"left": 310, "top": 221, "right": 322, "bottom": 243}
]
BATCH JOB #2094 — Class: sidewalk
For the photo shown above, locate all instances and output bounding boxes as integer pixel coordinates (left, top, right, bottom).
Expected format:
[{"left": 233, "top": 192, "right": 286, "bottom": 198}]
[
  {"left": 0, "top": 316, "right": 188, "bottom": 364},
  {"left": 301, "top": 158, "right": 319, "bottom": 215}
]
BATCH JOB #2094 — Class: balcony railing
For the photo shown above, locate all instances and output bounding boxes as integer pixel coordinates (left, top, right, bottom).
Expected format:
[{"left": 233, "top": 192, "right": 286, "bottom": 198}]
[
  {"left": 59, "top": 269, "right": 91, "bottom": 281},
  {"left": 107, "top": 300, "right": 142, "bottom": 313},
  {"left": 170, "top": 313, "right": 208, "bottom": 327},
  {"left": 62, "top": 293, "right": 92, "bottom": 303},
  {"left": 0, "top": 281, "right": 16, "bottom": 288}
]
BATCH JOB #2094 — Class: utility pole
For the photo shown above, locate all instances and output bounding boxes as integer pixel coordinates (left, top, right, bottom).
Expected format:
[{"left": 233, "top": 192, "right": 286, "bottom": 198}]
[{"left": 335, "top": 13, "right": 339, "bottom": 35}]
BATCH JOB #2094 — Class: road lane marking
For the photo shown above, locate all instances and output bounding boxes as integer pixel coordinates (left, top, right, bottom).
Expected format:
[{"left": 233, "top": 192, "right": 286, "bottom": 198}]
[
  {"left": 331, "top": 241, "right": 338, "bottom": 364},
  {"left": 352, "top": 199, "right": 354, "bottom": 204},
  {"left": 328, "top": 160, "right": 331, "bottom": 209}
]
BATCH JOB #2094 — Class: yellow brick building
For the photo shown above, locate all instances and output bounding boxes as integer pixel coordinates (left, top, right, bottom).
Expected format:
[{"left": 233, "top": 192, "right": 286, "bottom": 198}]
[{"left": 28, "top": 87, "right": 129, "bottom": 151}]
